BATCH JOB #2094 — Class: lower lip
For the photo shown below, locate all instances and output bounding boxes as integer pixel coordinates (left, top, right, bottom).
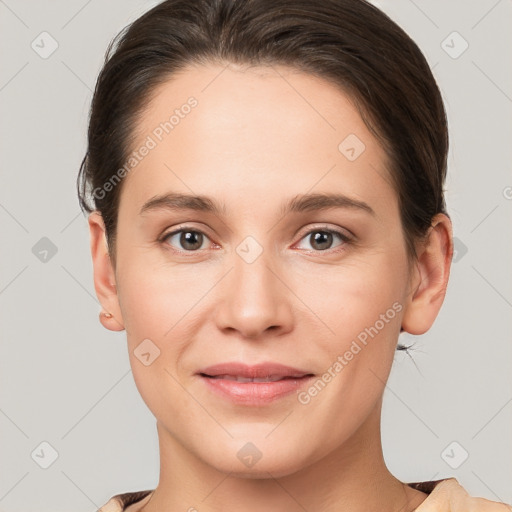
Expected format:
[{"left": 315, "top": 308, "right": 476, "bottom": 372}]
[{"left": 199, "top": 375, "right": 314, "bottom": 405}]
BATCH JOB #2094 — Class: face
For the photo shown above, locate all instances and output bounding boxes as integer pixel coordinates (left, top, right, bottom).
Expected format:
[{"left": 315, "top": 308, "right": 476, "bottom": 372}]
[{"left": 95, "top": 63, "right": 421, "bottom": 477}]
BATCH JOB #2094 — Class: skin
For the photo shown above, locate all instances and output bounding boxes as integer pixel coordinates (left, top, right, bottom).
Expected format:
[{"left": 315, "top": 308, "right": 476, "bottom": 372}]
[{"left": 89, "top": 62, "right": 453, "bottom": 512}]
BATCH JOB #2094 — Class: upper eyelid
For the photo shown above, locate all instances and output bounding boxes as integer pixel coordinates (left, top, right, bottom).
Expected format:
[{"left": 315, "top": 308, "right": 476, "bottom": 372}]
[
  {"left": 161, "top": 224, "right": 353, "bottom": 249},
  {"left": 160, "top": 226, "right": 213, "bottom": 246},
  {"left": 295, "top": 224, "right": 353, "bottom": 240},
  {"left": 293, "top": 228, "right": 352, "bottom": 251}
]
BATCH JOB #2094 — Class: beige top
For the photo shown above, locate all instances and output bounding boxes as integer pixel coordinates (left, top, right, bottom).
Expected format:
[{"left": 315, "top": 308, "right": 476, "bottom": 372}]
[{"left": 97, "top": 478, "right": 512, "bottom": 511}]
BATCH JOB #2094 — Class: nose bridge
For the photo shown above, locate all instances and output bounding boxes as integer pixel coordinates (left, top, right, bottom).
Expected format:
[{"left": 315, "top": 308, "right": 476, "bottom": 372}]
[
  {"left": 234, "top": 241, "right": 275, "bottom": 298},
  {"left": 214, "top": 234, "right": 292, "bottom": 338}
]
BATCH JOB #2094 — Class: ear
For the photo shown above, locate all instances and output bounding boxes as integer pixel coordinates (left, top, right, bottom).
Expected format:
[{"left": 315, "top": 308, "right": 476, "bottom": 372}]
[
  {"left": 401, "top": 213, "right": 453, "bottom": 335},
  {"left": 88, "top": 211, "right": 125, "bottom": 331}
]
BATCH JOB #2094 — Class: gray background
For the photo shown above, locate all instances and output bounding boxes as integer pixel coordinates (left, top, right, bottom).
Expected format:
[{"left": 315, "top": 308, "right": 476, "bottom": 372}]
[{"left": 0, "top": 0, "right": 511, "bottom": 510}]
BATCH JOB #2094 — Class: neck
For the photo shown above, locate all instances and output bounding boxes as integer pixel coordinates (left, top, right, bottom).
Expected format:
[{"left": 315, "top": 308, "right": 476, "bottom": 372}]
[{"left": 141, "top": 400, "right": 427, "bottom": 512}]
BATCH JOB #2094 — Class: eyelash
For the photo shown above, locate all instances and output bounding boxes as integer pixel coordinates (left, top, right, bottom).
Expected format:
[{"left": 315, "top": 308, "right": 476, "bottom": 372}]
[{"left": 159, "top": 225, "right": 353, "bottom": 256}]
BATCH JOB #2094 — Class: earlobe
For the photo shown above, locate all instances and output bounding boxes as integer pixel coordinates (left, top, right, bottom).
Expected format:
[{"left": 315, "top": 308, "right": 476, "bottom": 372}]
[
  {"left": 88, "top": 211, "right": 125, "bottom": 332},
  {"left": 401, "top": 213, "right": 453, "bottom": 335}
]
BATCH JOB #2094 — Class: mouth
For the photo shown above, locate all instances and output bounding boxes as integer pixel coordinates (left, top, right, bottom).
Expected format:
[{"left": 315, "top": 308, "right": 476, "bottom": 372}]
[
  {"left": 200, "top": 373, "right": 311, "bottom": 382},
  {"left": 196, "top": 362, "right": 315, "bottom": 404}
]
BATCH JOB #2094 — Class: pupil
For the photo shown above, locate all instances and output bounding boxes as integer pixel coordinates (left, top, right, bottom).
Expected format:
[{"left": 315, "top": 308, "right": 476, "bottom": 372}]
[
  {"left": 312, "top": 231, "right": 332, "bottom": 250},
  {"left": 181, "top": 231, "right": 202, "bottom": 250}
]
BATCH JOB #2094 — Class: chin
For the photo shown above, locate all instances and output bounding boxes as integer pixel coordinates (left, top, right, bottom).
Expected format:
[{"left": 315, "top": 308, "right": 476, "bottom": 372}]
[
  {"left": 201, "top": 437, "right": 313, "bottom": 479},
  {"left": 213, "top": 457, "right": 307, "bottom": 480}
]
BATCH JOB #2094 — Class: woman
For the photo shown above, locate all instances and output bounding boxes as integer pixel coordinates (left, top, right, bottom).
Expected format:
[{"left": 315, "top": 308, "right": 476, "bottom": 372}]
[{"left": 77, "top": 0, "right": 511, "bottom": 510}]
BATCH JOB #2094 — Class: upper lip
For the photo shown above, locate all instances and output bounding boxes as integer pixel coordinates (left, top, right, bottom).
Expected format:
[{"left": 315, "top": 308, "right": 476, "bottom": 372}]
[{"left": 197, "top": 362, "right": 313, "bottom": 379}]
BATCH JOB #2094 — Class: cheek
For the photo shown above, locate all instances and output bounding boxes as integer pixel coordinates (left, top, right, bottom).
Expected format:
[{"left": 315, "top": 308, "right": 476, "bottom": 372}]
[
  {"left": 116, "top": 266, "right": 200, "bottom": 418},
  {"left": 116, "top": 253, "right": 209, "bottom": 343},
  {"left": 291, "top": 251, "right": 406, "bottom": 344},
  {"left": 288, "top": 249, "right": 407, "bottom": 411},
  {"left": 290, "top": 260, "right": 405, "bottom": 440},
  {"left": 115, "top": 254, "right": 220, "bottom": 411}
]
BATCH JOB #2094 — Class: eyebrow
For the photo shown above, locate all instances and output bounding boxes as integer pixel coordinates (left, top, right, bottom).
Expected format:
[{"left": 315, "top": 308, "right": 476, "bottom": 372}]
[{"left": 139, "top": 192, "right": 375, "bottom": 217}]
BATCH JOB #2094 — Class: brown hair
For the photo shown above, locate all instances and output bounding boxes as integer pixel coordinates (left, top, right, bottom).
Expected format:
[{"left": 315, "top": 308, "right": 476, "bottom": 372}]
[{"left": 77, "top": 0, "right": 448, "bottom": 266}]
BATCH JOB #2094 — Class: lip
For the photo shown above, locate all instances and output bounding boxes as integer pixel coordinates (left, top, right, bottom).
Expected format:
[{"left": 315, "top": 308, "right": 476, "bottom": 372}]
[
  {"left": 196, "top": 362, "right": 315, "bottom": 405},
  {"left": 198, "top": 362, "right": 312, "bottom": 379}
]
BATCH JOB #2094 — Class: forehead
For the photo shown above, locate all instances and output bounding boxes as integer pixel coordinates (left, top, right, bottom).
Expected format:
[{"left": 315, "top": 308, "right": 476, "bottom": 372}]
[{"left": 119, "top": 62, "right": 395, "bottom": 217}]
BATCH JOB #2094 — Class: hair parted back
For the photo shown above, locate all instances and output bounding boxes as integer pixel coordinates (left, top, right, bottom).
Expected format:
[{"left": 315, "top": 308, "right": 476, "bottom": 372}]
[{"left": 77, "top": 0, "right": 449, "bottom": 265}]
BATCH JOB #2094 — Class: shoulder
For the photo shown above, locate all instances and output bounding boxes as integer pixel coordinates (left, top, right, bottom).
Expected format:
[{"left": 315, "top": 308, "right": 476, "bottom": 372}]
[
  {"left": 410, "top": 478, "right": 512, "bottom": 512},
  {"left": 97, "top": 480, "right": 512, "bottom": 512},
  {"left": 97, "top": 489, "right": 153, "bottom": 512}
]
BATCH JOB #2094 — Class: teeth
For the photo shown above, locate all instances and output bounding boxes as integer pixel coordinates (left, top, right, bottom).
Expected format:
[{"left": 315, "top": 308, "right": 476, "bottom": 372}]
[{"left": 210, "top": 374, "right": 289, "bottom": 382}]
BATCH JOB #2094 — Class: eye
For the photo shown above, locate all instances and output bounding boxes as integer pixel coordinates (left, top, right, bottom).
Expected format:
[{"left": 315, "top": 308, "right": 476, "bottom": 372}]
[
  {"left": 160, "top": 226, "right": 351, "bottom": 254},
  {"left": 161, "top": 228, "right": 211, "bottom": 252},
  {"left": 295, "top": 228, "right": 351, "bottom": 252}
]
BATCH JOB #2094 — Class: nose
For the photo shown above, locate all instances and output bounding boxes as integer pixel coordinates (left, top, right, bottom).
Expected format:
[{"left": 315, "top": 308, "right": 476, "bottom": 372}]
[{"left": 214, "top": 247, "right": 294, "bottom": 340}]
